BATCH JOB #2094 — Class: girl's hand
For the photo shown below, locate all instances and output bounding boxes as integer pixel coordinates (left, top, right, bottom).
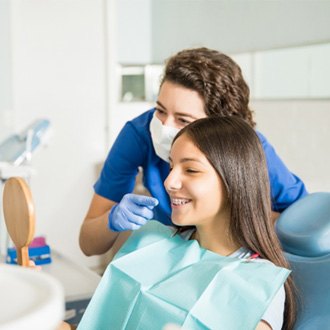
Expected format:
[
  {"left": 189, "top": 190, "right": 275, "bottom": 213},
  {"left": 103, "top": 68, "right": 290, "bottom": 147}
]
[
  {"left": 27, "top": 259, "right": 42, "bottom": 271},
  {"left": 56, "top": 321, "right": 77, "bottom": 330}
]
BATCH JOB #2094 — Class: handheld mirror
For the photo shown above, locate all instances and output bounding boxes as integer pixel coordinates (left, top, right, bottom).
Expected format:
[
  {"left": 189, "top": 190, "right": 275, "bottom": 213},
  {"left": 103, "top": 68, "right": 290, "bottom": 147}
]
[{"left": 3, "top": 177, "right": 35, "bottom": 266}]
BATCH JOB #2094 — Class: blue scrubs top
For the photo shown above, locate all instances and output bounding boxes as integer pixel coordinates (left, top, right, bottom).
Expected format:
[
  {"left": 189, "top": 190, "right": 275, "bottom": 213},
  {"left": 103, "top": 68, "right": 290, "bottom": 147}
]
[{"left": 94, "top": 109, "right": 307, "bottom": 225}]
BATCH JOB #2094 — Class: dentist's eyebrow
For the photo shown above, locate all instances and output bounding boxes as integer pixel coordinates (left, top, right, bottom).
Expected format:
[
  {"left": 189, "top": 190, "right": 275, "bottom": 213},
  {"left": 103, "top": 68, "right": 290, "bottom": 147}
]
[
  {"left": 156, "top": 101, "right": 167, "bottom": 110},
  {"left": 156, "top": 101, "right": 197, "bottom": 119}
]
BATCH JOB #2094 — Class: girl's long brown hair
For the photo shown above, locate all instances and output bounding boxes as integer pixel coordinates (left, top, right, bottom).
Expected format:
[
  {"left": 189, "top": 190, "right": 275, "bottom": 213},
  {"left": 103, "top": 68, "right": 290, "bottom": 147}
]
[{"left": 174, "top": 116, "right": 296, "bottom": 330}]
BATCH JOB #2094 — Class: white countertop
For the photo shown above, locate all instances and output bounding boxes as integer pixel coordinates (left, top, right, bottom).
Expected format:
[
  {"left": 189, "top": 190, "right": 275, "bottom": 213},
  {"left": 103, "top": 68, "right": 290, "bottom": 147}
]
[
  {"left": 0, "top": 248, "right": 101, "bottom": 303},
  {"left": 42, "top": 250, "right": 101, "bottom": 302}
]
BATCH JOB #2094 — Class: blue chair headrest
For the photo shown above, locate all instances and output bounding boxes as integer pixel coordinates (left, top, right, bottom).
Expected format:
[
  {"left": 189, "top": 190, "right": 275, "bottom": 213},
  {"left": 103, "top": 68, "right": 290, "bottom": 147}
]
[{"left": 276, "top": 192, "right": 330, "bottom": 257}]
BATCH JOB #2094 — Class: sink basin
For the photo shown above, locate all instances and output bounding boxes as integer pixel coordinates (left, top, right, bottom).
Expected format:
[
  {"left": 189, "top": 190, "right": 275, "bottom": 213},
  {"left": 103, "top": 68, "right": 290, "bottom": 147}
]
[{"left": 0, "top": 264, "right": 64, "bottom": 330}]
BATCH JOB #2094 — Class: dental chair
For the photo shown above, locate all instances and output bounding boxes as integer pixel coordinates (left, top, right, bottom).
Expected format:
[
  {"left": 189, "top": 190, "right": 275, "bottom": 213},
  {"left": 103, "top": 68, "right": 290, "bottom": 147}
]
[{"left": 276, "top": 192, "right": 330, "bottom": 329}]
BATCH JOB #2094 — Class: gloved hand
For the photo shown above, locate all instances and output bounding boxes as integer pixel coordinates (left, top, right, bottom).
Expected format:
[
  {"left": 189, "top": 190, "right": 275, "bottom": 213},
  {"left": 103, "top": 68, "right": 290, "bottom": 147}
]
[{"left": 108, "top": 193, "right": 159, "bottom": 232}]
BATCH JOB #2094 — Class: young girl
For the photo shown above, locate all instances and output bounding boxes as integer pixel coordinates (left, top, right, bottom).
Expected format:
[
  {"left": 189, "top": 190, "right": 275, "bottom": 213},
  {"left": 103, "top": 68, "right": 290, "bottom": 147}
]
[{"left": 76, "top": 117, "right": 296, "bottom": 330}]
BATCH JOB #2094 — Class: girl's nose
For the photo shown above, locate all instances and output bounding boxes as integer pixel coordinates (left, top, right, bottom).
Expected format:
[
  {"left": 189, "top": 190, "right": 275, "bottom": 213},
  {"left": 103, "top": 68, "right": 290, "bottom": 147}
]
[{"left": 164, "top": 171, "right": 182, "bottom": 192}]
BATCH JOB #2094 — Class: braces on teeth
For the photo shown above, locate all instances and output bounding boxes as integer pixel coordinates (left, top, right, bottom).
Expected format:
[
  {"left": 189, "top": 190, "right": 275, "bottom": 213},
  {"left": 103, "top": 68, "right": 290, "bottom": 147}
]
[{"left": 172, "top": 199, "right": 190, "bottom": 205}]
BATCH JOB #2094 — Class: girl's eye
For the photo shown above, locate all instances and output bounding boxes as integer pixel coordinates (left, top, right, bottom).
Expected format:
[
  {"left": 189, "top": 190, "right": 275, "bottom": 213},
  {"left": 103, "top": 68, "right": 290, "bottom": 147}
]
[{"left": 186, "top": 168, "right": 199, "bottom": 174}]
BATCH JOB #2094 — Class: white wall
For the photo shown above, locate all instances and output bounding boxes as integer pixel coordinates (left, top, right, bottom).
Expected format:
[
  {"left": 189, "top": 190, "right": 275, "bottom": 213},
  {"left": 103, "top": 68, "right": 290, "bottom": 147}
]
[
  {"left": 117, "top": 0, "right": 152, "bottom": 64},
  {"left": 10, "top": 0, "right": 107, "bottom": 268},
  {"left": 0, "top": 0, "right": 13, "bottom": 142},
  {"left": 254, "top": 100, "right": 330, "bottom": 193}
]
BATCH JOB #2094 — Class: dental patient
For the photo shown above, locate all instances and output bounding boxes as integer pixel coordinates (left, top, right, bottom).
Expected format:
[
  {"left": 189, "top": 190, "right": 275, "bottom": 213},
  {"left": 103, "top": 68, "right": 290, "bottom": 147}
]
[{"left": 67, "top": 116, "right": 296, "bottom": 330}]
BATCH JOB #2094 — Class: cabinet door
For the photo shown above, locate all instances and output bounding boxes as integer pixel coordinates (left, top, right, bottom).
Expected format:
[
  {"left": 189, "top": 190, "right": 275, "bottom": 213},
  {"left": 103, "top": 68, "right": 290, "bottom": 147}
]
[
  {"left": 310, "top": 44, "right": 330, "bottom": 98},
  {"left": 254, "top": 47, "right": 310, "bottom": 99}
]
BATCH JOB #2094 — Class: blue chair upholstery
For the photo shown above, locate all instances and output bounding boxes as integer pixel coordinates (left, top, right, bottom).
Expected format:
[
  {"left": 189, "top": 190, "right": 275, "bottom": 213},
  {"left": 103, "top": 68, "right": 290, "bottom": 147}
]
[{"left": 276, "top": 192, "right": 330, "bottom": 329}]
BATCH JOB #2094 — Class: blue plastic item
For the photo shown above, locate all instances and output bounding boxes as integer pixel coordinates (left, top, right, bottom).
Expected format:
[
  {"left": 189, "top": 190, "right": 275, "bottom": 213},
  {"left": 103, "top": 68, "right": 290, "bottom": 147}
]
[
  {"left": 276, "top": 192, "right": 330, "bottom": 329},
  {"left": 7, "top": 245, "right": 52, "bottom": 265}
]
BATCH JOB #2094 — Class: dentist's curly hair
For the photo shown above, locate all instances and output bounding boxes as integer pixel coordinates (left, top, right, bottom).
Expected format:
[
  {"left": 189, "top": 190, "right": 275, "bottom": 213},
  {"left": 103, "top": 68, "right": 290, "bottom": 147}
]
[{"left": 161, "top": 47, "right": 255, "bottom": 127}]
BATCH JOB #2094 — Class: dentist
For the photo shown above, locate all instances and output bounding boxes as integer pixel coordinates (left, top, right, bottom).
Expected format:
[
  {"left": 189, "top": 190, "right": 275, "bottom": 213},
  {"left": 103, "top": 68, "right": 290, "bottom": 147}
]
[{"left": 79, "top": 47, "right": 307, "bottom": 256}]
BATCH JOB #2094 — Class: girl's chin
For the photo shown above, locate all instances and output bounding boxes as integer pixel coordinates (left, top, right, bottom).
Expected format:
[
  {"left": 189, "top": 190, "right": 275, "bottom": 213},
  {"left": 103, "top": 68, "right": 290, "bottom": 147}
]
[
  {"left": 171, "top": 217, "right": 182, "bottom": 226},
  {"left": 172, "top": 217, "right": 191, "bottom": 227}
]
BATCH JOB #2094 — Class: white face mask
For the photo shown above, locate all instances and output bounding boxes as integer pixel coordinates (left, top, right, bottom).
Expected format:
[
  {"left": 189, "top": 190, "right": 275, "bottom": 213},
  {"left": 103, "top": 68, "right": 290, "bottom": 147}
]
[{"left": 149, "top": 113, "right": 180, "bottom": 162}]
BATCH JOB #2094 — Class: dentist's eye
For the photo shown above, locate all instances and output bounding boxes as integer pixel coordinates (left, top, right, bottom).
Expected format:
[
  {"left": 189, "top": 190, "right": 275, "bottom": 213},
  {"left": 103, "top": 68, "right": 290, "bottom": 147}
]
[
  {"left": 178, "top": 118, "right": 191, "bottom": 125},
  {"left": 155, "top": 108, "right": 166, "bottom": 116}
]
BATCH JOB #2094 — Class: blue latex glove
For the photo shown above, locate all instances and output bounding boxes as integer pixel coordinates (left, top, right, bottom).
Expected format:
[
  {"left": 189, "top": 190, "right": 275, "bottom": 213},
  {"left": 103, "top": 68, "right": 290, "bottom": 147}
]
[{"left": 108, "top": 193, "right": 159, "bottom": 232}]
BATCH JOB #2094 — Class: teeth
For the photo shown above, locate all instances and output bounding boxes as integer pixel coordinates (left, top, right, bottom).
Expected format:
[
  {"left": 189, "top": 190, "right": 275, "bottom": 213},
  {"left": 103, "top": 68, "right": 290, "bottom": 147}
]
[{"left": 171, "top": 198, "right": 190, "bottom": 205}]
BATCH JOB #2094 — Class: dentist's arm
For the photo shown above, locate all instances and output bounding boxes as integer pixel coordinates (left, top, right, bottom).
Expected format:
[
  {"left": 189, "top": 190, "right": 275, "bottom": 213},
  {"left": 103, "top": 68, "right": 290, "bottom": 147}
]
[
  {"left": 79, "top": 193, "right": 158, "bottom": 256},
  {"left": 79, "top": 194, "right": 119, "bottom": 256}
]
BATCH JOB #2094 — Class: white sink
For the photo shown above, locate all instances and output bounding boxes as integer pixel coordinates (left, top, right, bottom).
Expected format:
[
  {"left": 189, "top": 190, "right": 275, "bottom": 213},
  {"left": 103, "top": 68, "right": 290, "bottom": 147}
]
[{"left": 0, "top": 264, "right": 64, "bottom": 330}]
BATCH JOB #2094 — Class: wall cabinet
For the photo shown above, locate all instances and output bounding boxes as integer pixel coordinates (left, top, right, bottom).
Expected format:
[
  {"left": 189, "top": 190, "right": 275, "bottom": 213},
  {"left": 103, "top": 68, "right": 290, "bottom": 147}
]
[
  {"left": 117, "top": 43, "right": 330, "bottom": 103},
  {"left": 254, "top": 44, "right": 330, "bottom": 99}
]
